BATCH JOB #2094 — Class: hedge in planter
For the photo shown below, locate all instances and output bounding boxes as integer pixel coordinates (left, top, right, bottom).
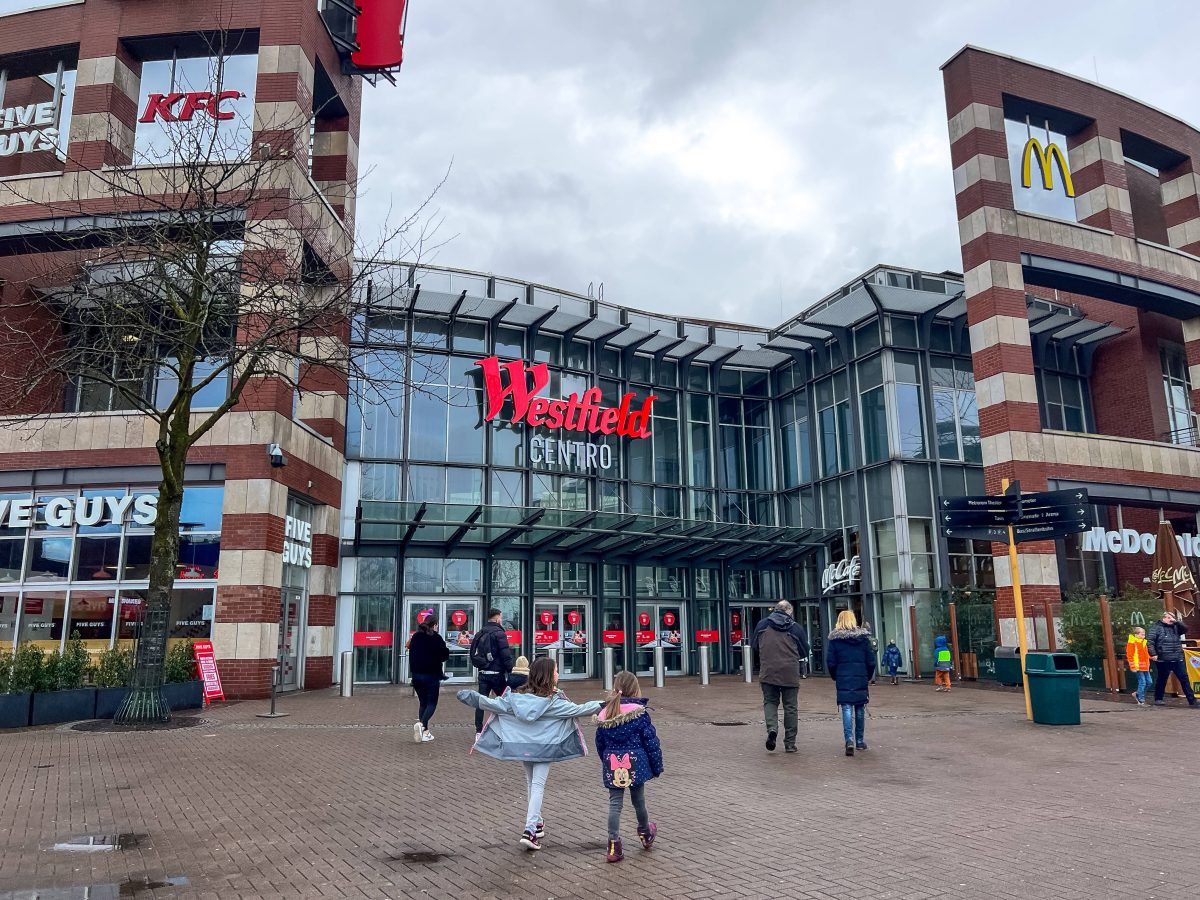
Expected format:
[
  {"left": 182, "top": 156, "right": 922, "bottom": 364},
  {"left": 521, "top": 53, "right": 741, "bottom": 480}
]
[
  {"left": 0, "top": 647, "right": 31, "bottom": 729},
  {"left": 92, "top": 647, "right": 134, "bottom": 719},
  {"left": 31, "top": 632, "right": 97, "bottom": 726},
  {"left": 161, "top": 640, "right": 203, "bottom": 711}
]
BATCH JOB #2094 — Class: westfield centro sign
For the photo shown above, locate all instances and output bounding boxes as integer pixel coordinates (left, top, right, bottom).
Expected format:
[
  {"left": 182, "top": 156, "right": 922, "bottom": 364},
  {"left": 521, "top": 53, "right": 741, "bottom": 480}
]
[{"left": 475, "top": 357, "right": 656, "bottom": 472}]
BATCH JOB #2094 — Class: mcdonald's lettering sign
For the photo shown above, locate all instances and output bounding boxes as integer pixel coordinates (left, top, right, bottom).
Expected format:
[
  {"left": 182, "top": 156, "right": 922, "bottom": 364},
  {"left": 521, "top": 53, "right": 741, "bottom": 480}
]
[{"left": 1021, "top": 137, "right": 1075, "bottom": 198}]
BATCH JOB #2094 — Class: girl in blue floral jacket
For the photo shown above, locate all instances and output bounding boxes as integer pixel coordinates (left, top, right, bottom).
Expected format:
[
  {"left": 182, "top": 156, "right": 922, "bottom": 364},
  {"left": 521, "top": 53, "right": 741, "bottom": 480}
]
[{"left": 593, "top": 671, "right": 664, "bottom": 863}]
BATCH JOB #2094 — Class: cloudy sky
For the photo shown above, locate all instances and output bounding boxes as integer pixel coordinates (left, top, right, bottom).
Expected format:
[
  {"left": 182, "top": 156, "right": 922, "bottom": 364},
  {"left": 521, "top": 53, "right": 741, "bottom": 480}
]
[{"left": 354, "top": 0, "right": 1200, "bottom": 327}]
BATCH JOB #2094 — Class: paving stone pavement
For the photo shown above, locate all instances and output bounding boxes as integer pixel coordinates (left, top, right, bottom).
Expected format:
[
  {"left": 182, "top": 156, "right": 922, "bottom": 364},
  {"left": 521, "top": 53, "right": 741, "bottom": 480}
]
[{"left": 0, "top": 676, "right": 1197, "bottom": 900}]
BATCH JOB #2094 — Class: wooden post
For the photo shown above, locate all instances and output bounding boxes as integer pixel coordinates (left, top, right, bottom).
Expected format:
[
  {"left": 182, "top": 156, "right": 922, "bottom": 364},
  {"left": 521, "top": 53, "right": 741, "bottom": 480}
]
[
  {"left": 948, "top": 602, "right": 961, "bottom": 681},
  {"left": 1099, "top": 594, "right": 1118, "bottom": 692},
  {"left": 909, "top": 605, "right": 921, "bottom": 679},
  {"left": 1045, "top": 600, "right": 1058, "bottom": 652}
]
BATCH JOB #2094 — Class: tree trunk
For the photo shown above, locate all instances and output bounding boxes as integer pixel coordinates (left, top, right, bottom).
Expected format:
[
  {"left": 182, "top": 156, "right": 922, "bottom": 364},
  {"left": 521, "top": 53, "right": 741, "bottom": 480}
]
[{"left": 114, "top": 450, "right": 186, "bottom": 725}]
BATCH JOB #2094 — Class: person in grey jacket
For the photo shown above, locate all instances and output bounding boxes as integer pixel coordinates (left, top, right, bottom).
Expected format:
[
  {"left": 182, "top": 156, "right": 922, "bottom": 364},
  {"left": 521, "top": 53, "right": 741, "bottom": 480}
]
[
  {"left": 458, "top": 657, "right": 603, "bottom": 851},
  {"left": 1148, "top": 611, "right": 1198, "bottom": 707},
  {"left": 751, "top": 600, "right": 810, "bottom": 753}
]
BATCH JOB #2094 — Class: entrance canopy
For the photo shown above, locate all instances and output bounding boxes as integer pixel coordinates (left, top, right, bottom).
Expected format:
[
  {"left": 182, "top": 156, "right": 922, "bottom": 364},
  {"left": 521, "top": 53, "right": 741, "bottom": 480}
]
[{"left": 354, "top": 502, "right": 833, "bottom": 566}]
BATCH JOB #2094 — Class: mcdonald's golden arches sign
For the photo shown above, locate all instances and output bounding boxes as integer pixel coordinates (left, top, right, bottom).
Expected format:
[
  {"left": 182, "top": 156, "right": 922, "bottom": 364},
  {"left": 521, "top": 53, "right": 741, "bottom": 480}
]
[{"left": 1021, "top": 137, "right": 1075, "bottom": 197}]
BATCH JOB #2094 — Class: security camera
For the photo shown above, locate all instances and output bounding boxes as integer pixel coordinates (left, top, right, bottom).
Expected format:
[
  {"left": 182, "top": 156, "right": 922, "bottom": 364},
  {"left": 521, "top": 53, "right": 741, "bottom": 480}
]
[{"left": 267, "top": 443, "right": 287, "bottom": 468}]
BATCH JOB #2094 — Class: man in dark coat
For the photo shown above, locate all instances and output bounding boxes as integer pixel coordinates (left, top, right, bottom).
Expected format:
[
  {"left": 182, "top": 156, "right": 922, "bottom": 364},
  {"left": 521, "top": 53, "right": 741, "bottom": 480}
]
[
  {"left": 752, "top": 600, "right": 810, "bottom": 753},
  {"left": 1148, "top": 611, "right": 1198, "bottom": 707},
  {"left": 469, "top": 608, "right": 515, "bottom": 732}
]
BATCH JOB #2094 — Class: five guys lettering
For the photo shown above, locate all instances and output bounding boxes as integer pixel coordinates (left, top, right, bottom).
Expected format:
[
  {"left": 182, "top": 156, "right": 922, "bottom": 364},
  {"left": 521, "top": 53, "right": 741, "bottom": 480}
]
[{"left": 475, "top": 356, "right": 656, "bottom": 438}]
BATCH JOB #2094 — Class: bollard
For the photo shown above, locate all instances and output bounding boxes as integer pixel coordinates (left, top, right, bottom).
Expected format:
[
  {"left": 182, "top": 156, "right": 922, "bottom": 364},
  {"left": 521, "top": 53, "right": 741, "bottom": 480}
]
[
  {"left": 547, "top": 647, "right": 559, "bottom": 668},
  {"left": 340, "top": 650, "right": 354, "bottom": 698},
  {"left": 743, "top": 639, "right": 753, "bottom": 684},
  {"left": 698, "top": 644, "right": 710, "bottom": 686},
  {"left": 256, "top": 664, "right": 290, "bottom": 718},
  {"left": 603, "top": 646, "right": 615, "bottom": 691},
  {"left": 653, "top": 646, "right": 665, "bottom": 689}
]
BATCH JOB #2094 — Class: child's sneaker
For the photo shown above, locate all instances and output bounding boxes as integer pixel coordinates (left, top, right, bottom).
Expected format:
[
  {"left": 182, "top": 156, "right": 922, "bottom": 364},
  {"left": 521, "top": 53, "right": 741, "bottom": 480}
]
[
  {"left": 520, "top": 830, "right": 541, "bottom": 851},
  {"left": 606, "top": 837, "right": 623, "bottom": 862},
  {"left": 637, "top": 823, "right": 657, "bottom": 850},
  {"left": 412, "top": 722, "right": 423, "bottom": 743}
]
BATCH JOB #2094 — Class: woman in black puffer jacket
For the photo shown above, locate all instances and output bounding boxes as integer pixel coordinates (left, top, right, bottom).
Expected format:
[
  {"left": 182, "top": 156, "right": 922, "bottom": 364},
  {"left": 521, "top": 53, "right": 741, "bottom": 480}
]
[{"left": 826, "top": 609, "right": 877, "bottom": 757}]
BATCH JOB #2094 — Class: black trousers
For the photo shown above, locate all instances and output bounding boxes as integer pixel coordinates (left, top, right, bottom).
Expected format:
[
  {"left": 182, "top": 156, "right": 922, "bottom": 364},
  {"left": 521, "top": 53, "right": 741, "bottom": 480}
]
[
  {"left": 476, "top": 673, "right": 508, "bottom": 732},
  {"left": 1154, "top": 659, "right": 1197, "bottom": 704},
  {"left": 411, "top": 674, "right": 441, "bottom": 728}
]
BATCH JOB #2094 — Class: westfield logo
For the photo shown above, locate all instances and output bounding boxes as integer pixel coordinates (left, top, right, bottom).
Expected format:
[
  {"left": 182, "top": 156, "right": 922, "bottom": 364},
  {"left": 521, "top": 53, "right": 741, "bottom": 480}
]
[{"left": 475, "top": 356, "right": 656, "bottom": 438}]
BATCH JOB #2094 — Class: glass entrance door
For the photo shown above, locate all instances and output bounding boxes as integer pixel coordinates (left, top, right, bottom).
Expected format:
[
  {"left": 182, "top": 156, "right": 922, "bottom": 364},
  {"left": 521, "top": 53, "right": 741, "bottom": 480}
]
[
  {"left": 278, "top": 587, "right": 306, "bottom": 691},
  {"left": 401, "top": 598, "right": 481, "bottom": 684},
  {"left": 635, "top": 602, "right": 686, "bottom": 676},
  {"left": 533, "top": 600, "right": 591, "bottom": 679}
]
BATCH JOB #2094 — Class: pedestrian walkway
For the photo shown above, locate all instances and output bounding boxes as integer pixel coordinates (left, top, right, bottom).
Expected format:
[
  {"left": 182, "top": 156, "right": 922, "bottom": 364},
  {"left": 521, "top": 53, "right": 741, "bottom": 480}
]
[{"left": 0, "top": 677, "right": 1196, "bottom": 899}]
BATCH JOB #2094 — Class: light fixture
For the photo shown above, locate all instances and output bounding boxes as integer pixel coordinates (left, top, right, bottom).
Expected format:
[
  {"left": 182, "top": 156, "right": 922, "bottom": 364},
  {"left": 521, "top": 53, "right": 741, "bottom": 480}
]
[{"left": 90, "top": 567, "right": 113, "bottom": 580}]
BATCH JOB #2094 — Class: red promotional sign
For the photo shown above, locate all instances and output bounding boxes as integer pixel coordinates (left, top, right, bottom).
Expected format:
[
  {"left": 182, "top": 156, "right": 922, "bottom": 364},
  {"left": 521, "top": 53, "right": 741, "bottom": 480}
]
[
  {"left": 505, "top": 630, "right": 522, "bottom": 646},
  {"left": 351, "top": 0, "right": 407, "bottom": 70},
  {"left": 636, "top": 630, "right": 656, "bottom": 644},
  {"left": 539, "top": 609, "right": 554, "bottom": 626},
  {"left": 731, "top": 612, "right": 741, "bottom": 626},
  {"left": 139, "top": 91, "right": 241, "bottom": 123},
  {"left": 730, "top": 629, "right": 744, "bottom": 644},
  {"left": 23, "top": 598, "right": 44, "bottom": 615},
  {"left": 535, "top": 630, "right": 560, "bottom": 646},
  {"left": 695, "top": 630, "right": 720, "bottom": 643},
  {"left": 638, "top": 612, "right": 651, "bottom": 627},
  {"left": 476, "top": 356, "right": 656, "bottom": 439},
  {"left": 354, "top": 631, "right": 393, "bottom": 647},
  {"left": 451, "top": 609, "right": 467, "bottom": 627},
  {"left": 192, "top": 640, "right": 225, "bottom": 704},
  {"left": 662, "top": 612, "right": 677, "bottom": 627},
  {"left": 602, "top": 630, "right": 625, "bottom": 644},
  {"left": 566, "top": 610, "right": 581, "bottom": 626}
]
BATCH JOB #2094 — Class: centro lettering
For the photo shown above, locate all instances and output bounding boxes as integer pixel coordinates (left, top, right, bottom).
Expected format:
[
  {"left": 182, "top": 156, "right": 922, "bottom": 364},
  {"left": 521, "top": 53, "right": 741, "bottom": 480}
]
[
  {"left": 139, "top": 91, "right": 242, "bottom": 124},
  {"left": 475, "top": 356, "right": 656, "bottom": 439}
]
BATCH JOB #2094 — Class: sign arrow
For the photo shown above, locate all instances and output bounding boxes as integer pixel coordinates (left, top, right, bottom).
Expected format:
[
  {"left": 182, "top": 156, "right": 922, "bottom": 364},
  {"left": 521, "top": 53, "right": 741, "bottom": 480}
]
[
  {"left": 1012, "top": 519, "right": 1091, "bottom": 542},
  {"left": 942, "top": 510, "right": 1020, "bottom": 527},
  {"left": 1016, "top": 506, "right": 1088, "bottom": 524},
  {"left": 939, "top": 495, "right": 1019, "bottom": 512},
  {"left": 1019, "top": 489, "right": 1089, "bottom": 509}
]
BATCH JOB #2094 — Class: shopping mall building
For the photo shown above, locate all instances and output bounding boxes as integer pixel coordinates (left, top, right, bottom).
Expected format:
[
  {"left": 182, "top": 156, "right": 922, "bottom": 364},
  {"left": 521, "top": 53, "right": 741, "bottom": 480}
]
[{"left": 3, "top": 5, "right": 1200, "bottom": 694}]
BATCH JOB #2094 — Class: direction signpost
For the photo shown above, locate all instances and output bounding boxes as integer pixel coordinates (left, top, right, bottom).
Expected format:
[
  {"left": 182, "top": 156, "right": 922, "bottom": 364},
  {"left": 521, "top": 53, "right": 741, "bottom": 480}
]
[{"left": 937, "top": 484, "right": 1090, "bottom": 721}]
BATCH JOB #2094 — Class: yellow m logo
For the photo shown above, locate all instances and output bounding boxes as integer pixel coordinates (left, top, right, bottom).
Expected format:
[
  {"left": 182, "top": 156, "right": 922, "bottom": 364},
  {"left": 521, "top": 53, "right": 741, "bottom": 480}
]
[{"left": 1021, "top": 137, "right": 1075, "bottom": 197}]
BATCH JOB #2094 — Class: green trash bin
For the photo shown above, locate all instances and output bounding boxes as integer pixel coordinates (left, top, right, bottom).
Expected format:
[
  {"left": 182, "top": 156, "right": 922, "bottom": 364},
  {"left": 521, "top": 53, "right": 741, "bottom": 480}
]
[
  {"left": 1025, "top": 651, "right": 1081, "bottom": 725},
  {"left": 994, "top": 646, "right": 1022, "bottom": 685}
]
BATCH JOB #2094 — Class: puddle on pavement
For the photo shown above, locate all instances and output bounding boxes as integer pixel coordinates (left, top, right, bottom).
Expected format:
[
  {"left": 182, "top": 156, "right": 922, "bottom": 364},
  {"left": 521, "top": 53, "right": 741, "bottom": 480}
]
[
  {"left": 71, "top": 718, "right": 211, "bottom": 734},
  {"left": 709, "top": 721, "right": 749, "bottom": 726},
  {"left": 394, "top": 851, "right": 450, "bottom": 864},
  {"left": 0, "top": 877, "right": 187, "bottom": 899},
  {"left": 49, "top": 833, "right": 147, "bottom": 853}
]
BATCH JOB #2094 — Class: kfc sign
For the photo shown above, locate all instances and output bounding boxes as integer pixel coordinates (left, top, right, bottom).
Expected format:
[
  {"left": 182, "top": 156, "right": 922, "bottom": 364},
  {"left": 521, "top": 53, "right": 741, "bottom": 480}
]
[
  {"left": 139, "top": 91, "right": 243, "bottom": 123},
  {"left": 475, "top": 357, "right": 656, "bottom": 439}
]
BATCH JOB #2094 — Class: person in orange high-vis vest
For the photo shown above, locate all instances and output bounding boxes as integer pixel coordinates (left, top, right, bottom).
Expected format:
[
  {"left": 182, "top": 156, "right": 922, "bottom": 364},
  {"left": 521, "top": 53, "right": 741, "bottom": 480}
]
[{"left": 1126, "top": 627, "right": 1151, "bottom": 707}]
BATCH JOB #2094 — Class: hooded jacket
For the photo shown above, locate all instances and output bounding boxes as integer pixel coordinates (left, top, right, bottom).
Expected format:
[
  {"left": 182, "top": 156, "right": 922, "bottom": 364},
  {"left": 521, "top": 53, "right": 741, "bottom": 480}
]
[
  {"left": 882, "top": 643, "right": 903, "bottom": 671},
  {"left": 468, "top": 621, "right": 514, "bottom": 674},
  {"left": 1126, "top": 634, "right": 1150, "bottom": 672},
  {"left": 1148, "top": 620, "right": 1188, "bottom": 662},
  {"left": 826, "top": 626, "right": 876, "bottom": 705},
  {"left": 593, "top": 698, "right": 664, "bottom": 789},
  {"left": 407, "top": 629, "right": 450, "bottom": 677},
  {"left": 934, "top": 636, "right": 953, "bottom": 672},
  {"left": 457, "top": 688, "right": 602, "bottom": 762},
  {"left": 752, "top": 611, "right": 810, "bottom": 687}
]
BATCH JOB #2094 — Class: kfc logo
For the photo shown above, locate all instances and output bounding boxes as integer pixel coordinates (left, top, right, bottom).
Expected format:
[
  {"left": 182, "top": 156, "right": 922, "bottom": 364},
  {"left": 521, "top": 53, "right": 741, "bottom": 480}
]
[{"left": 139, "top": 91, "right": 243, "bottom": 124}]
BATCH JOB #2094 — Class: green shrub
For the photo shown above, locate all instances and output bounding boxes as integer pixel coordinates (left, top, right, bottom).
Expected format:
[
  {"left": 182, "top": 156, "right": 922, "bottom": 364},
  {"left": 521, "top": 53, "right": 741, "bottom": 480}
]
[
  {"left": 1061, "top": 583, "right": 1166, "bottom": 661},
  {"left": 55, "top": 631, "right": 90, "bottom": 690},
  {"left": 0, "top": 651, "right": 12, "bottom": 694},
  {"left": 10, "top": 643, "right": 48, "bottom": 694},
  {"left": 164, "top": 640, "right": 197, "bottom": 683},
  {"left": 91, "top": 647, "right": 134, "bottom": 689}
]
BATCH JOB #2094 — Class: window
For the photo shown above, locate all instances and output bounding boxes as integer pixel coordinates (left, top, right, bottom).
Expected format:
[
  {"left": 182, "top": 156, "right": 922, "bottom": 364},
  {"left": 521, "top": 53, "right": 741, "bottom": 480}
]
[
  {"left": 0, "top": 57, "right": 76, "bottom": 178},
  {"left": 947, "top": 538, "right": 996, "bottom": 591},
  {"left": 778, "top": 391, "right": 812, "bottom": 488},
  {"left": 1004, "top": 117, "right": 1077, "bottom": 222},
  {"left": 931, "top": 357, "right": 981, "bottom": 463},
  {"left": 1161, "top": 346, "right": 1194, "bottom": 444},
  {"left": 893, "top": 352, "right": 925, "bottom": 460},
  {"left": 408, "top": 353, "right": 485, "bottom": 463},
  {"left": 816, "top": 374, "right": 851, "bottom": 476},
  {"left": 1038, "top": 369, "right": 1088, "bottom": 432}
]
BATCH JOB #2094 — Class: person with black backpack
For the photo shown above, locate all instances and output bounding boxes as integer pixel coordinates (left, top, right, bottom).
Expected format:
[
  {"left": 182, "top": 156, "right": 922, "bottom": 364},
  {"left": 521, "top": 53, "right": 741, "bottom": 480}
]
[{"left": 469, "top": 608, "right": 514, "bottom": 733}]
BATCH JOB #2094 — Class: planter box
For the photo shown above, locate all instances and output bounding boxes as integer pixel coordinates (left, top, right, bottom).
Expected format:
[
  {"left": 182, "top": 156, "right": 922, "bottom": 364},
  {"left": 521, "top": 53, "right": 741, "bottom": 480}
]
[
  {"left": 95, "top": 687, "right": 130, "bottom": 719},
  {"left": 162, "top": 680, "right": 203, "bottom": 711},
  {"left": 0, "top": 693, "right": 32, "bottom": 729},
  {"left": 31, "top": 688, "right": 97, "bottom": 726}
]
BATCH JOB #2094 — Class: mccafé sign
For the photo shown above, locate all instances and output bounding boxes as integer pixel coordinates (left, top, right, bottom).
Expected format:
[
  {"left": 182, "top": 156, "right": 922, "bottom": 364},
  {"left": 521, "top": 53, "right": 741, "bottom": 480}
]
[
  {"left": 139, "top": 91, "right": 243, "bottom": 123},
  {"left": 476, "top": 357, "right": 656, "bottom": 437},
  {"left": 1081, "top": 527, "right": 1200, "bottom": 557}
]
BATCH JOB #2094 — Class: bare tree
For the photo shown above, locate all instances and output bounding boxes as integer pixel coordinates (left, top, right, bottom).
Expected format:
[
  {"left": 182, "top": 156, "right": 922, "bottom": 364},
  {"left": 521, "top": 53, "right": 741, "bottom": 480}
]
[{"left": 0, "top": 43, "right": 447, "bottom": 723}]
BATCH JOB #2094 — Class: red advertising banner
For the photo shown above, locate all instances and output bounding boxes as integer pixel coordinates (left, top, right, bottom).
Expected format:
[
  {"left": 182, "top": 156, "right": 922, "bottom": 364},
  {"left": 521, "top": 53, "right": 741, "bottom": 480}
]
[
  {"left": 602, "top": 630, "right": 625, "bottom": 644},
  {"left": 535, "top": 630, "right": 560, "bottom": 646},
  {"left": 192, "top": 640, "right": 225, "bottom": 704},
  {"left": 730, "top": 629, "right": 744, "bottom": 644},
  {"left": 505, "top": 630, "right": 522, "bottom": 646},
  {"left": 695, "top": 630, "right": 720, "bottom": 643},
  {"left": 635, "top": 630, "right": 656, "bottom": 644},
  {"left": 353, "top": 631, "right": 393, "bottom": 647}
]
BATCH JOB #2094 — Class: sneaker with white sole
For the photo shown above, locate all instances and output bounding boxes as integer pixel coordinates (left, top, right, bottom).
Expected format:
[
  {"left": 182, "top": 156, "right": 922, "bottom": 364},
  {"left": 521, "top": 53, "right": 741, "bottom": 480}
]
[
  {"left": 535, "top": 820, "right": 545, "bottom": 840},
  {"left": 420, "top": 730, "right": 435, "bottom": 742},
  {"left": 413, "top": 722, "right": 424, "bottom": 743},
  {"left": 520, "top": 830, "right": 541, "bottom": 851}
]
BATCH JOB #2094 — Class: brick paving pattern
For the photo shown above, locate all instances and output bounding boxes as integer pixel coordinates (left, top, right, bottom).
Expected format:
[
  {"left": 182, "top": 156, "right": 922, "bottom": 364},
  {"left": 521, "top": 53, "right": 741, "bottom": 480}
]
[{"left": 0, "top": 677, "right": 1197, "bottom": 899}]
